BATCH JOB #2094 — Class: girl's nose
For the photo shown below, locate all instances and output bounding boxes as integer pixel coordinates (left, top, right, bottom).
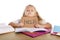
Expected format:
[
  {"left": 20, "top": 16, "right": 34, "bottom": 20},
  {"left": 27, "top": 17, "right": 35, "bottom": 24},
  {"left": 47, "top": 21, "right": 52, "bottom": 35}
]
[{"left": 29, "top": 10, "right": 32, "bottom": 12}]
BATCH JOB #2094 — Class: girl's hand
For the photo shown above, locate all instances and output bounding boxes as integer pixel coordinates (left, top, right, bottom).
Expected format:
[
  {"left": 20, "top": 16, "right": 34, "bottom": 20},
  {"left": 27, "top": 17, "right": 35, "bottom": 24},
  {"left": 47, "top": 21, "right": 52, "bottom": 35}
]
[
  {"left": 17, "top": 23, "right": 24, "bottom": 28},
  {"left": 34, "top": 24, "right": 43, "bottom": 28}
]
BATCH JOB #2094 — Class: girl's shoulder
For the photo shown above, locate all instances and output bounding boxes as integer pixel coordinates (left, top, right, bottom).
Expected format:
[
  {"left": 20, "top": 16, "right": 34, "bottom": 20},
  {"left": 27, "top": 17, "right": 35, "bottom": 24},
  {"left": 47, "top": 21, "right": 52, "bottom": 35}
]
[{"left": 12, "top": 19, "right": 20, "bottom": 24}]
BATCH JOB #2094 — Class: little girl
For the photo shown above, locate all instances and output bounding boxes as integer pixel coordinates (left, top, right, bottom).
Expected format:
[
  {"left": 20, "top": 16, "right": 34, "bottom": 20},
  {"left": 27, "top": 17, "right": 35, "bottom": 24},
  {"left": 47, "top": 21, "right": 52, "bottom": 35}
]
[{"left": 9, "top": 5, "right": 51, "bottom": 29}]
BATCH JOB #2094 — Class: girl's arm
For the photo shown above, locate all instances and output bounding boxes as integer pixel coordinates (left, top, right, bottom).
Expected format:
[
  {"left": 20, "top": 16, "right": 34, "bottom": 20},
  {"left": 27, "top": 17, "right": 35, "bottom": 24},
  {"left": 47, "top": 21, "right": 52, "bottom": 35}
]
[
  {"left": 9, "top": 22, "right": 19, "bottom": 28},
  {"left": 9, "top": 19, "right": 24, "bottom": 28},
  {"left": 35, "top": 23, "right": 51, "bottom": 29},
  {"left": 35, "top": 20, "right": 52, "bottom": 29},
  {"left": 42, "top": 23, "right": 52, "bottom": 29},
  {"left": 9, "top": 22, "right": 24, "bottom": 28}
]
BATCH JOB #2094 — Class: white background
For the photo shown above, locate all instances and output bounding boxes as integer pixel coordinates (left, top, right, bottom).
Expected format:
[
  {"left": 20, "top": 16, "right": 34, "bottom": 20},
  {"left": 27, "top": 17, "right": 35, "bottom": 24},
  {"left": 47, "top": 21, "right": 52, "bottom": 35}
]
[{"left": 0, "top": 0, "right": 60, "bottom": 26}]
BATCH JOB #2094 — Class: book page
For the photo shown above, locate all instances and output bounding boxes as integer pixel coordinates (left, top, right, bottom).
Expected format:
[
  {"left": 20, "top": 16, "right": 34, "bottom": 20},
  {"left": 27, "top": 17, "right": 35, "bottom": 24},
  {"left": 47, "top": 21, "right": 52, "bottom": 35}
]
[{"left": 15, "top": 28, "right": 48, "bottom": 32}]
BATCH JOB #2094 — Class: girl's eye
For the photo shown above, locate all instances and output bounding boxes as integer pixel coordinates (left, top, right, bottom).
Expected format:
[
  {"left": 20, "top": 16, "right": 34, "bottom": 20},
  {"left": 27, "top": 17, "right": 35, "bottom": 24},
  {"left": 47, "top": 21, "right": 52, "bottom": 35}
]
[
  {"left": 31, "top": 10, "right": 33, "bottom": 12},
  {"left": 26, "top": 10, "right": 29, "bottom": 12}
]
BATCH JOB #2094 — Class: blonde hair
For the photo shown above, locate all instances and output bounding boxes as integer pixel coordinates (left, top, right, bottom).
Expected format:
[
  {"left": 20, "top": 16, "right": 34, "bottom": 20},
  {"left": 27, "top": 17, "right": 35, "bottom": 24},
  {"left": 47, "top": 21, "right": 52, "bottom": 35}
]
[{"left": 22, "top": 5, "right": 43, "bottom": 21}]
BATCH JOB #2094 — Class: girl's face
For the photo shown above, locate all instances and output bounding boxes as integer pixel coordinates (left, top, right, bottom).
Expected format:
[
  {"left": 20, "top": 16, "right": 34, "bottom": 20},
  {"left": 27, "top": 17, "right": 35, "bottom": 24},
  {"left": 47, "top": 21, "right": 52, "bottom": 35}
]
[{"left": 24, "top": 6, "right": 37, "bottom": 17}]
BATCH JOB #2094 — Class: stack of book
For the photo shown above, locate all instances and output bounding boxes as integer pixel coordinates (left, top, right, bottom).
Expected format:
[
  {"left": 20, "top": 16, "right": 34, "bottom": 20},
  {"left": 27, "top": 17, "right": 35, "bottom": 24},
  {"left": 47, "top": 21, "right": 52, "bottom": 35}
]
[{"left": 0, "top": 23, "right": 14, "bottom": 34}]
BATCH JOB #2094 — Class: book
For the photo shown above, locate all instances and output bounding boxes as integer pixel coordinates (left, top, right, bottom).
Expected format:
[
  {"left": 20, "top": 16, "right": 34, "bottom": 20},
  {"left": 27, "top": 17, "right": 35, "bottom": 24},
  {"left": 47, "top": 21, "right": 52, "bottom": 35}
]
[
  {"left": 0, "top": 23, "right": 14, "bottom": 34},
  {"left": 15, "top": 28, "right": 48, "bottom": 32},
  {"left": 22, "top": 31, "right": 48, "bottom": 38},
  {"left": 51, "top": 25, "right": 60, "bottom": 36},
  {"left": 53, "top": 25, "right": 60, "bottom": 32}
]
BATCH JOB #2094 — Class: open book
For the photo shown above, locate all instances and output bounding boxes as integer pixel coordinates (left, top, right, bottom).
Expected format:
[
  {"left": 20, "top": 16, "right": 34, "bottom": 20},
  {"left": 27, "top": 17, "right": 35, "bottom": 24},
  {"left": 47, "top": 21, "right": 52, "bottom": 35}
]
[
  {"left": 0, "top": 23, "right": 14, "bottom": 34},
  {"left": 15, "top": 28, "right": 48, "bottom": 32}
]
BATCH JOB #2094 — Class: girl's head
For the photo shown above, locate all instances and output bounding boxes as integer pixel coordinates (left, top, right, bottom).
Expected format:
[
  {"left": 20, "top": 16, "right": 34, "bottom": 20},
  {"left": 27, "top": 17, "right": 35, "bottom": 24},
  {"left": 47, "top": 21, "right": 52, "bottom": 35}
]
[{"left": 23, "top": 5, "right": 42, "bottom": 21}]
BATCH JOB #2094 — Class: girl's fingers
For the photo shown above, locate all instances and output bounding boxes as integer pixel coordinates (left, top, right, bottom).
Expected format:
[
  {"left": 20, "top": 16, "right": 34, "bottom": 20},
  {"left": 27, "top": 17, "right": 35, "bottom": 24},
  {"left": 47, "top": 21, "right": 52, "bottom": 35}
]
[
  {"left": 34, "top": 24, "right": 40, "bottom": 28},
  {"left": 34, "top": 24, "right": 43, "bottom": 28},
  {"left": 34, "top": 26, "right": 39, "bottom": 28}
]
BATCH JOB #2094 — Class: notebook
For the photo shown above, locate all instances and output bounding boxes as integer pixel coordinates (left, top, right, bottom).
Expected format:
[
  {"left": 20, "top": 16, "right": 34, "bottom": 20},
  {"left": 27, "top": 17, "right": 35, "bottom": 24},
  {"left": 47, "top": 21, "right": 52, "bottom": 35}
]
[
  {"left": 22, "top": 31, "right": 48, "bottom": 38},
  {"left": 0, "top": 23, "right": 14, "bottom": 34}
]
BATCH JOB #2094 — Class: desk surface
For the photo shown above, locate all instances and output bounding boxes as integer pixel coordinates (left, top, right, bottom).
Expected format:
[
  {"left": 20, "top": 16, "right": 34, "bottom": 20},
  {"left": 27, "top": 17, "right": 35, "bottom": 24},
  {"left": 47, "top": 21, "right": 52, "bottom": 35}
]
[{"left": 0, "top": 32, "right": 60, "bottom": 40}]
